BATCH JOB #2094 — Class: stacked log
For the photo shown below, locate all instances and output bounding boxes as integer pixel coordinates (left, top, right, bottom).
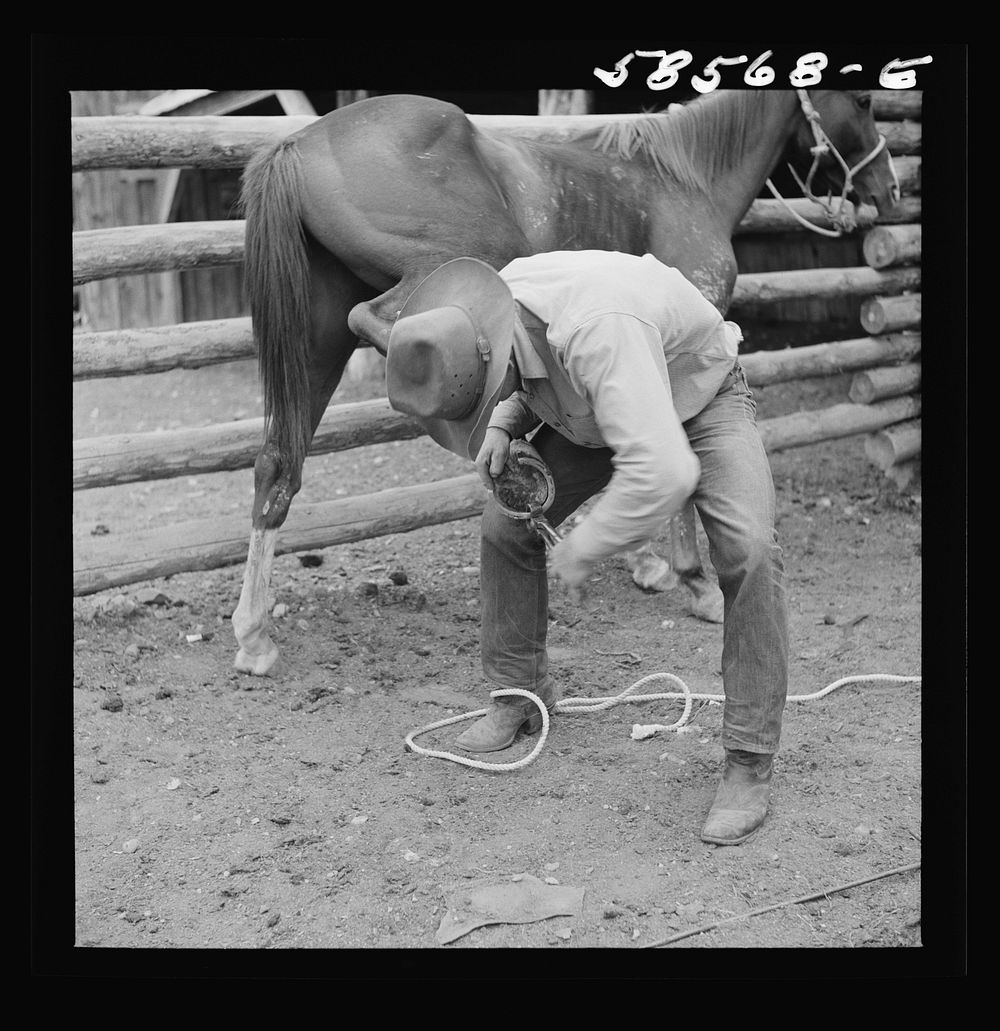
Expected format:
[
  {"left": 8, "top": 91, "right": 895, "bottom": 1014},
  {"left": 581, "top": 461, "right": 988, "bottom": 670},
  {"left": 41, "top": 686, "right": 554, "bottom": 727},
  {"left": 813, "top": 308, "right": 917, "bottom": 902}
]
[{"left": 855, "top": 195, "right": 922, "bottom": 489}]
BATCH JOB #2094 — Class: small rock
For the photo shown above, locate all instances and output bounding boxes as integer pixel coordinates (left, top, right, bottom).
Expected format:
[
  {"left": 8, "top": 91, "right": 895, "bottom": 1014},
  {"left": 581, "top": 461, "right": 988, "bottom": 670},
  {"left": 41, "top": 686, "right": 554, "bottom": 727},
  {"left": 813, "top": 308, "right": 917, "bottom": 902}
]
[
  {"left": 90, "top": 523, "right": 111, "bottom": 536},
  {"left": 403, "top": 850, "right": 420, "bottom": 862},
  {"left": 266, "top": 913, "right": 280, "bottom": 928},
  {"left": 90, "top": 769, "right": 109, "bottom": 785},
  {"left": 413, "top": 645, "right": 432, "bottom": 657},
  {"left": 299, "top": 554, "right": 324, "bottom": 568},
  {"left": 123, "top": 643, "right": 140, "bottom": 659},
  {"left": 853, "top": 824, "right": 871, "bottom": 839},
  {"left": 100, "top": 693, "right": 124, "bottom": 713},
  {"left": 272, "top": 603, "right": 288, "bottom": 619},
  {"left": 155, "top": 687, "right": 173, "bottom": 700},
  {"left": 602, "top": 906, "right": 624, "bottom": 920},
  {"left": 166, "top": 778, "right": 182, "bottom": 791},
  {"left": 552, "top": 928, "right": 572, "bottom": 940},
  {"left": 100, "top": 595, "right": 138, "bottom": 618},
  {"left": 122, "top": 839, "right": 140, "bottom": 854},
  {"left": 823, "top": 611, "right": 837, "bottom": 625},
  {"left": 675, "top": 900, "right": 704, "bottom": 919},
  {"left": 357, "top": 582, "right": 380, "bottom": 599},
  {"left": 350, "top": 815, "right": 369, "bottom": 825},
  {"left": 388, "top": 569, "right": 409, "bottom": 586},
  {"left": 135, "top": 588, "right": 170, "bottom": 606},
  {"left": 833, "top": 841, "right": 855, "bottom": 856},
  {"left": 543, "top": 862, "right": 560, "bottom": 872}
]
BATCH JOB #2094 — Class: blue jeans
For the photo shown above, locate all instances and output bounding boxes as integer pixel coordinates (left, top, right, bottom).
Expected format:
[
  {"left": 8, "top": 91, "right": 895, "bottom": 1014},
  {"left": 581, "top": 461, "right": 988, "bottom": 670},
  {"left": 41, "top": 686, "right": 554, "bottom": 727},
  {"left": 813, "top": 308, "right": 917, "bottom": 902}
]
[{"left": 479, "top": 361, "right": 789, "bottom": 754}]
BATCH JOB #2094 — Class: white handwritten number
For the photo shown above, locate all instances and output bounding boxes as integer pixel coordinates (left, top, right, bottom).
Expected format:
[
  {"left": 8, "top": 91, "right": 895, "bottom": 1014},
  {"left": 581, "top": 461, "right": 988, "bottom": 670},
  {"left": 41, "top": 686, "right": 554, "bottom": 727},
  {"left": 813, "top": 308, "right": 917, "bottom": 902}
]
[
  {"left": 593, "top": 52, "right": 635, "bottom": 88},
  {"left": 744, "top": 50, "right": 776, "bottom": 87},
  {"left": 594, "top": 49, "right": 933, "bottom": 91},
  {"left": 635, "top": 49, "right": 694, "bottom": 91},
  {"left": 879, "top": 55, "right": 933, "bottom": 89},
  {"left": 790, "top": 52, "right": 828, "bottom": 87},
  {"left": 691, "top": 54, "right": 749, "bottom": 94}
]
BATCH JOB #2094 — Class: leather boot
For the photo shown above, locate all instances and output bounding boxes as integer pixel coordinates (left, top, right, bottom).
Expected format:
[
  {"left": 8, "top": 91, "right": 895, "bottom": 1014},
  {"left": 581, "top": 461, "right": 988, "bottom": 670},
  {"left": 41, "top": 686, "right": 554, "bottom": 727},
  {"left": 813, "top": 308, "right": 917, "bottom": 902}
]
[
  {"left": 455, "top": 691, "right": 556, "bottom": 753},
  {"left": 700, "top": 749, "right": 774, "bottom": 845}
]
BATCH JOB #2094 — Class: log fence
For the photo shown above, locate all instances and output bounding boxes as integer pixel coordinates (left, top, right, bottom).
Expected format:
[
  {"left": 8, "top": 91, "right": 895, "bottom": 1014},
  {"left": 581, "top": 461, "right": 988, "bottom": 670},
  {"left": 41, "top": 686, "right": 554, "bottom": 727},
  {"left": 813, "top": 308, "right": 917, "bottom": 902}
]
[{"left": 72, "top": 94, "right": 923, "bottom": 595}]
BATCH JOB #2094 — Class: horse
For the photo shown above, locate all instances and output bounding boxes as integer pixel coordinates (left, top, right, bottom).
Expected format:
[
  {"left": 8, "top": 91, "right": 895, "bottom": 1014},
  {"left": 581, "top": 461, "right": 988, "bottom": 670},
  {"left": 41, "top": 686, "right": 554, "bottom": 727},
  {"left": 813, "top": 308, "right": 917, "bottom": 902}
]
[{"left": 231, "top": 88, "right": 901, "bottom": 675}]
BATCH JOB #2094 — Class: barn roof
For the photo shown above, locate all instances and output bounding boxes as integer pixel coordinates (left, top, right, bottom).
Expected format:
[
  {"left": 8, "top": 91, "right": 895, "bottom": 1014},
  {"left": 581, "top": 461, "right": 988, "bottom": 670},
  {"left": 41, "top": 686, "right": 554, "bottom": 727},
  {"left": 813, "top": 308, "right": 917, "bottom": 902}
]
[{"left": 138, "top": 90, "right": 315, "bottom": 116}]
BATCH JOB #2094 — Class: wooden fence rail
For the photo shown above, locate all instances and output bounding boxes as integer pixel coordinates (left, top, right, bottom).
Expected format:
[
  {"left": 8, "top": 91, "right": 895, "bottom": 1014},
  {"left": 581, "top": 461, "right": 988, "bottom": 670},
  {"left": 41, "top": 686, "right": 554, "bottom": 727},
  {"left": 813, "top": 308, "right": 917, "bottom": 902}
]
[
  {"left": 71, "top": 109, "right": 921, "bottom": 171},
  {"left": 72, "top": 193, "right": 923, "bottom": 286},
  {"left": 74, "top": 333, "right": 921, "bottom": 491},
  {"left": 73, "top": 394, "right": 921, "bottom": 596}
]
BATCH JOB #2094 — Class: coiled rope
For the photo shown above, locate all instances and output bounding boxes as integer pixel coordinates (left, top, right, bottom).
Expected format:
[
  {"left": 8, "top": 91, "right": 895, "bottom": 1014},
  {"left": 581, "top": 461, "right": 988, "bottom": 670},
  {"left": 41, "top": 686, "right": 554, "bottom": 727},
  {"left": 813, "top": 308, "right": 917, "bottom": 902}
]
[{"left": 404, "top": 673, "right": 921, "bottom": 772}]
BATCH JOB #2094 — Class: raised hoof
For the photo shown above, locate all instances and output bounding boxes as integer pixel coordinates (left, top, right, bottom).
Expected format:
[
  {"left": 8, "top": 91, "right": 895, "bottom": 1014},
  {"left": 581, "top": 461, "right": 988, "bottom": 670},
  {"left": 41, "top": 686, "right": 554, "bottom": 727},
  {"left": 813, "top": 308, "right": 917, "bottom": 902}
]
[
  {"left": 234, "top": 639, "right": 280, "bottom": 677},
  {"left": 684, "top": 577, "right": 724, "bottom": 623},
  {"left": 627, "top": 551, "right": 680, "bottom": 593}
]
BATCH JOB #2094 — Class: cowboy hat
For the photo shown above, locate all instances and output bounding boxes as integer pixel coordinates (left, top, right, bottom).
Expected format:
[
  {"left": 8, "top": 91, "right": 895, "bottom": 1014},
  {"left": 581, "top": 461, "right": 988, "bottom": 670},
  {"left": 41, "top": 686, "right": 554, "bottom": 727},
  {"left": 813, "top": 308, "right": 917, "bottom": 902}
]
[{"left": 386, "top": 257, "right": 516, "bottom": 461}]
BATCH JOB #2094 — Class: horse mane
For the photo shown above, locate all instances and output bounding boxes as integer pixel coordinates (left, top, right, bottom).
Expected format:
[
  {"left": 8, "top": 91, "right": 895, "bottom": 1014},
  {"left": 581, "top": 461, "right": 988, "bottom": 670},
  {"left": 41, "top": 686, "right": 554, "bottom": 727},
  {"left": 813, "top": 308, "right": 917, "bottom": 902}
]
[{"left": 594, "top": 90, "right": 780, "bottom": 194}]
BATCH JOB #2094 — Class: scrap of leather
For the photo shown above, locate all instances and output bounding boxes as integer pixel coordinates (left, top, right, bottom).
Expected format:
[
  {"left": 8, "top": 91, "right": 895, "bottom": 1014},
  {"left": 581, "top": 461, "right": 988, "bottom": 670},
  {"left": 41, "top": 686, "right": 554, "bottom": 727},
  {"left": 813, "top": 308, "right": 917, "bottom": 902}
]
[{"left": 436, "top": 873, "right": 585, "bottom": 945}]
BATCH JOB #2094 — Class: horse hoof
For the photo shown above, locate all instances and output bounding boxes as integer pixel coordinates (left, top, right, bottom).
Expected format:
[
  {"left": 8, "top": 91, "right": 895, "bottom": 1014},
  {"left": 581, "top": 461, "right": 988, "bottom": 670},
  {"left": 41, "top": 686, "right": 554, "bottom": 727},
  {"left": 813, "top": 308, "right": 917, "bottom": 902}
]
[
  {"left": 234, "top": 641, "right": 280, "bottom": 676},
  {"left": 628, "top": 554, "right": 680, "bottom": 593},
  {"left": 686, "top": 582, "right": 724, "bottom": 623}
]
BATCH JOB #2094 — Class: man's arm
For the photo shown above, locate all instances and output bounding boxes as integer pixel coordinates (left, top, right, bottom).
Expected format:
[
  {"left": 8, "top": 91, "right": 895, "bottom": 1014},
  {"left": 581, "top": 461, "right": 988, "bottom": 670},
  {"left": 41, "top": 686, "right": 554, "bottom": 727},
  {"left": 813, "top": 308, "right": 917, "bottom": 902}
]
[
  {"left": 487, "top": 391, "right": 540, "bottom": 441},
  {"left": 553, "top": 313, "right": 700, "bottom": 583}
]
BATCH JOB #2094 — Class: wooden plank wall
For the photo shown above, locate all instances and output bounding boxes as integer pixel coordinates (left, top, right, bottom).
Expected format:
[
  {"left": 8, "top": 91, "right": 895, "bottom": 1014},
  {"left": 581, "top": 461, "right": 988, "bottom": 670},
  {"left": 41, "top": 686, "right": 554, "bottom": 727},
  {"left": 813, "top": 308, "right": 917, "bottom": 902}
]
[{"left": 72, "top": 91, "right": 184, "bottom": 330}]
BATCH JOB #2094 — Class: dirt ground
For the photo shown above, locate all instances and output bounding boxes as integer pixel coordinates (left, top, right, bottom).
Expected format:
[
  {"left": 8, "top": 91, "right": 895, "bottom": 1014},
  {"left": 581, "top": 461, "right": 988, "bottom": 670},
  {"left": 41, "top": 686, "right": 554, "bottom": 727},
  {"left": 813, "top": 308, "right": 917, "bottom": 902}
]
[{"left": 68, "top": 355, "right": 930, "bottom": 960}]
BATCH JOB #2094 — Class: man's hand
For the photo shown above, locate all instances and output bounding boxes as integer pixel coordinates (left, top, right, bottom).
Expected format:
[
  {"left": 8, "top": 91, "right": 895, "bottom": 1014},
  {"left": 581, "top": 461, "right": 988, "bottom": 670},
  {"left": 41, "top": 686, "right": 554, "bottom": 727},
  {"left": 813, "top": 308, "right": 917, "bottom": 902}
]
[
  {"left": 474, "top": 427, "right": 512, "bottom": 492},
  {"left": 548, "top": 537, "right": 593, "bottom": 606}
]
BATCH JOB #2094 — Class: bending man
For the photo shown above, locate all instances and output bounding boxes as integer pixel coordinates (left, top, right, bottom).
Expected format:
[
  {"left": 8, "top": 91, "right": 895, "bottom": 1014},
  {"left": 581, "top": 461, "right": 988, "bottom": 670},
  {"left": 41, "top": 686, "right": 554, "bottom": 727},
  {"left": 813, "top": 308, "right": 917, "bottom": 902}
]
[{"left": 385, "top": 250, "right": 789, "bottom": 846}]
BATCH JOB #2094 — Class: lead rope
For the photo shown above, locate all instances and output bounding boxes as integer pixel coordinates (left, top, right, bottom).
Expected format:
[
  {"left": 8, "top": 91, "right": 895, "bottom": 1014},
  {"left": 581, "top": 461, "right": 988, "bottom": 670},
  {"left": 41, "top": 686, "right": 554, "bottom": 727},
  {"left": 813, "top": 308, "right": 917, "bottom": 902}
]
[
  {"left": 404, "top": 673, "right": 921, "bottom": 771},
  {"left": 764, "top": 89, "right": 898, "bottom": 238}
]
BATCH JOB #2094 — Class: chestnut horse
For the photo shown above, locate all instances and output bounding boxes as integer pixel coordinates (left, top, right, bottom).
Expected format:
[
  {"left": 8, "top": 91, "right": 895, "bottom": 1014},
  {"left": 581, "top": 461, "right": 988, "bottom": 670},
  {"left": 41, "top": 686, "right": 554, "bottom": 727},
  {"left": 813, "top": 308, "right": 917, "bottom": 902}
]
[{"left": 232, "top": 89, "right": 900, "bottom": 675}]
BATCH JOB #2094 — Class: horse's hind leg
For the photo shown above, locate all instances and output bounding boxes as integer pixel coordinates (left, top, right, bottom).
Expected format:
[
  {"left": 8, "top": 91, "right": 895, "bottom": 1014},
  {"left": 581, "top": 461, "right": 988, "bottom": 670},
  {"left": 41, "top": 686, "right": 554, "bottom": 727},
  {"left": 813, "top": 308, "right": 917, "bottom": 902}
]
[{"left": 233, "top": 246, "right": 373, "bottom": 675}]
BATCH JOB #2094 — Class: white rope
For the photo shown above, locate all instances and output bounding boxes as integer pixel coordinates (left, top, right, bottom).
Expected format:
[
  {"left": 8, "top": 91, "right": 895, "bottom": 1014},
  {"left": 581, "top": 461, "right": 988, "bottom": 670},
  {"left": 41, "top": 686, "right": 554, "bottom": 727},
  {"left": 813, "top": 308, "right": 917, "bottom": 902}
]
[
  {"left": 763, "top": 178, "right": 848, "bottom": 238},
  {"left": 404, "top": 673, "right": 921, "bottom": 771}
]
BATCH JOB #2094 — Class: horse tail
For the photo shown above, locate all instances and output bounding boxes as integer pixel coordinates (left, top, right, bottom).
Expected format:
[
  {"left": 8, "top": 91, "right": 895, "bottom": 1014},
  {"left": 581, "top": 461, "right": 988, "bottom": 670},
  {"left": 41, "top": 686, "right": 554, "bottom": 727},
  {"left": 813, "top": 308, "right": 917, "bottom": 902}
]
[{"left": 240, "top": 137, "right": 312, "bottom": 474}]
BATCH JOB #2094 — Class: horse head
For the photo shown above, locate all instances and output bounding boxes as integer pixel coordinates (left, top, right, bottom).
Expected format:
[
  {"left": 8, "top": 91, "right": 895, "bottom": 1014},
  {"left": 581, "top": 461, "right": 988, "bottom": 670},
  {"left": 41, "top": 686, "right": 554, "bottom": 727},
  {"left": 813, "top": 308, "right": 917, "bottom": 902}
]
[{"left": 790, "top": 90, "right": 901, "bottom": 219}]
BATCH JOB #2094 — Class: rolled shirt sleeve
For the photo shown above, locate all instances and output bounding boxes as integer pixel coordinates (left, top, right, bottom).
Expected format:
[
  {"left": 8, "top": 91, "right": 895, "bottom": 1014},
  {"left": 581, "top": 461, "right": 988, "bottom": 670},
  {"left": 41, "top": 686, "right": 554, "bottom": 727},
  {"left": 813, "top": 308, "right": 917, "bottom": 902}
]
[
  {"left": 560, "top": 313, "right": 700, "bottom": 568},
  {"left": 487, "top": 391, "right": 541, "bottom": 440}
]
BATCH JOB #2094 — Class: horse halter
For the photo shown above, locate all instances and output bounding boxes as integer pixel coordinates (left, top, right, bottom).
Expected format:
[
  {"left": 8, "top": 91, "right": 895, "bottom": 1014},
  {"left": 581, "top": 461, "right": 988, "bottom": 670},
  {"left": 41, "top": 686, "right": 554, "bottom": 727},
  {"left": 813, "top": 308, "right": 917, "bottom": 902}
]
[{"left": 765, "top": 89, "right": 900, "bottom": 238}]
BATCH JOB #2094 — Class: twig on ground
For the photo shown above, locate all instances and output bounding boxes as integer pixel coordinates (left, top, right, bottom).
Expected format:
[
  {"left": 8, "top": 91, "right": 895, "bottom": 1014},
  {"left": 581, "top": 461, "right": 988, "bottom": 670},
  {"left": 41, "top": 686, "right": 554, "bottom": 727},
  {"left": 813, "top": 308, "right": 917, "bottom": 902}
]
[{"left": 641, "top": 861, "right": 921, "bottom": 948}]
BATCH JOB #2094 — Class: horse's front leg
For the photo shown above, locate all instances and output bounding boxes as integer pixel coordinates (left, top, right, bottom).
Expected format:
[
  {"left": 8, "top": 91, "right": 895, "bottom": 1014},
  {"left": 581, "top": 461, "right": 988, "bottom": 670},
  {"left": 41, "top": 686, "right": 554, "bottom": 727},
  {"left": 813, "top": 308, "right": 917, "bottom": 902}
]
[
  {"left": 624, "top": 505, "right": 724, "bottom": 622},
  {"left": 671, "top": 503, "right": 724, "bottom": 623},
  {"left": 626, "top": 540, "right": 679, "bottom": 592}
]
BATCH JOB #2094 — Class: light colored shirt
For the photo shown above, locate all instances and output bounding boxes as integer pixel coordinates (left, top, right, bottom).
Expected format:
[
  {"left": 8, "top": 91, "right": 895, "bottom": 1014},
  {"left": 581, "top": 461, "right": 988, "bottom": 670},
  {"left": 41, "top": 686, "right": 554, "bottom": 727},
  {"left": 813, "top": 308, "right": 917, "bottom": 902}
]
[{"left": 491, "top": 250, "right": 740, "bottom": 567}]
